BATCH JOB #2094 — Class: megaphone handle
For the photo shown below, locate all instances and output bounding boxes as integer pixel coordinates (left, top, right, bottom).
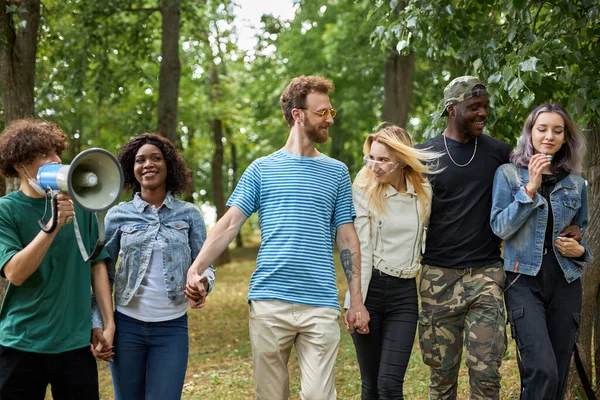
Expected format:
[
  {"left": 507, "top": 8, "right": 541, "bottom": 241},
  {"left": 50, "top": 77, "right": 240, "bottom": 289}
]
[{"left": 39, "top": 193, "right": 58, "bottom": 233}]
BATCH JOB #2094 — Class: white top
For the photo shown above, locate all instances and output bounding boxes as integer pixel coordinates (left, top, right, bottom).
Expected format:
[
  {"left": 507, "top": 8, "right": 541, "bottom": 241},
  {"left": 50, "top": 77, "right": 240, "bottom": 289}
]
[{"left": 117, "top": 241, "right": 187, "bottom": 322}]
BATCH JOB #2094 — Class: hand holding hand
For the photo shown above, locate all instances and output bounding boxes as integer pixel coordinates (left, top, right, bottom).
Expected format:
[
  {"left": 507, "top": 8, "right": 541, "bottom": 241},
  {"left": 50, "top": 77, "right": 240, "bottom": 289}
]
[
  {"left": 555, "top": 237, "right": 585, "bottom": 258},
  {"left": 90, "top": 327, "right": 115, "bottom": 363},
  {"left": 345, "top": 303, "right": 370, "bottom": 335},
  {"left": 185, "top": 270, "right": 208, "bottom": 309}
]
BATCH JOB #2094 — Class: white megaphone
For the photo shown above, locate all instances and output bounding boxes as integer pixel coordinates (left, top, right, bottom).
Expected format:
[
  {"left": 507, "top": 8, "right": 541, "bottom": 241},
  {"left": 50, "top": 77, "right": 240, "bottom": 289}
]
[{"left": 35, "top": 148, "right": 124, "bottom": 262}]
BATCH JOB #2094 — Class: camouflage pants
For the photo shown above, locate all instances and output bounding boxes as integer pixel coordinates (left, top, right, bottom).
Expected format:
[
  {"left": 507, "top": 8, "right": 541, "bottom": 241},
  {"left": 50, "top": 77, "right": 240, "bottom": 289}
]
[{"left": 418, "top": 262, "right": 507, "bottom": 400}]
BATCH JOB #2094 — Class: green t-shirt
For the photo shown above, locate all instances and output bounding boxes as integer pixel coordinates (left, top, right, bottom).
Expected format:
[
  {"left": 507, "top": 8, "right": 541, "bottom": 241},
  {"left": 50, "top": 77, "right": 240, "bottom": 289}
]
[{"left": 0, "top": 190, "right": 110, "bottom": 354}]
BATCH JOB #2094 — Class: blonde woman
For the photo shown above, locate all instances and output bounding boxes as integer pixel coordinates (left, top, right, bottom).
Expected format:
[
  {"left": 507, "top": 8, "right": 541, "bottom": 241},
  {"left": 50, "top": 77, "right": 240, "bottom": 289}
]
[{"left": 345, "top": 124, "right": 439, "bottom": 399}]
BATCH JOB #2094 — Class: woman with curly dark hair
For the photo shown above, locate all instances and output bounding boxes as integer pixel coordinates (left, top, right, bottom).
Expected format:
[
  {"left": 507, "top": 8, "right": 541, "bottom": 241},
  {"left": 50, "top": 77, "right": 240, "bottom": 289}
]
[{"left": 97, "top": 133, "right": 215, "bottom": 400}]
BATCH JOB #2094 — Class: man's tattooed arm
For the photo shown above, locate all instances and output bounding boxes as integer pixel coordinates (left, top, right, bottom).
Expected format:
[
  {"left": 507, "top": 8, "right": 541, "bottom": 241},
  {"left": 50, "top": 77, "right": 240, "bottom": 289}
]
[{"left": 340, "top": 249, "right": 358, "bottom": 284}]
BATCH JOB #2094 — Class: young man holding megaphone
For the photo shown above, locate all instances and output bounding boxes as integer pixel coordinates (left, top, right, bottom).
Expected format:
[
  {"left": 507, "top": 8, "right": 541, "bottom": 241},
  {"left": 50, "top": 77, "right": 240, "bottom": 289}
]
[{"left": 0, "top": 119, "right": 115, "bottom": 400}]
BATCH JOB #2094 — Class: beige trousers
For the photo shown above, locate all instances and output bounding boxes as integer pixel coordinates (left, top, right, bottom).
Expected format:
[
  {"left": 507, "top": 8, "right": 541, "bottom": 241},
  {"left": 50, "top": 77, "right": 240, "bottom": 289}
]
[{"left": 248, "top": 300, "right": 341, "bottom": 400}]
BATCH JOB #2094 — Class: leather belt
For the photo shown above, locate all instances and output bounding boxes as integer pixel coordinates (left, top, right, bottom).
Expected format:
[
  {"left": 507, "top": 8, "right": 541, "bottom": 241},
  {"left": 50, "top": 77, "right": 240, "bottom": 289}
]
[{"left": 372, "top": 266, "right": 419, "bottom": 279}]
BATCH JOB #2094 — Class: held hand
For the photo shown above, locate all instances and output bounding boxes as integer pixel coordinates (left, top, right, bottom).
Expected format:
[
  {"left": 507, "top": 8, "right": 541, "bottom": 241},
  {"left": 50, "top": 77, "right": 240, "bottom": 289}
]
[
  {"left": 49, "top": 193, "right": 75, "bottom": 230},
  {"left": 555, "top": 237, "right": 585, "bottom": 258},
  {"left": 526, "top": 154, "right": 552, "bottom": 194},
  {"left": 90, "top": 327, "right": 115, "bottom": 363},
  {"left": 346, "top": 303, "right": 370, "bottom": 335},
  {"left": 185, "top": 270, "right": 208, "bottom": 309}
]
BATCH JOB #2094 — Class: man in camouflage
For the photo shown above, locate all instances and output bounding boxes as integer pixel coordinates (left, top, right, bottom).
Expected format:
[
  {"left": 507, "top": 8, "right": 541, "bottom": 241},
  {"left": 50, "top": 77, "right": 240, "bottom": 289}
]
[{"left": 416, "top": 76, "right": 512, "bottom": 399}]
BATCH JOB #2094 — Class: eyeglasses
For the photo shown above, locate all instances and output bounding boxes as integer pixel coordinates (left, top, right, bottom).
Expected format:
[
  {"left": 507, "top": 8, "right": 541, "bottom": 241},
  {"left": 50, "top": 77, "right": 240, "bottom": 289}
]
[
  {"left": 299, "top": 108, "right": 337, "bottom": 120},
  {"left": 363, "top": 157, "right": 396, "bottom": 169}
]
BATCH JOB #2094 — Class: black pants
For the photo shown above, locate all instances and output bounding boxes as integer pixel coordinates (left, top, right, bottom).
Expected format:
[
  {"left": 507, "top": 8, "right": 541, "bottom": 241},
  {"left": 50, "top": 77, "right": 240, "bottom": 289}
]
[
  {"left": 352, "top": 271, "right": 418, "bottom": 400},
  {"left": 505, "top": 252, "right": 582, "bottom": 400},
  {"left": 0, "top": 345, "right": 99, "bottom": 400}
]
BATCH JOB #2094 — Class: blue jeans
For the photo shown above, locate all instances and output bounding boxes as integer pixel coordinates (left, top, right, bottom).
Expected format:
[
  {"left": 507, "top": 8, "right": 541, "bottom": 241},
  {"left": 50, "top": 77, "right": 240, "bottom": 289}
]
[
  {"left": 110, "top": 311, "right": 189, "bottom": 400},
  {"left": 352, "top": 272, "right": 418, "bottom": 400},
  {"left": 505, "top": 251, "right": 582, "bottom": 400}
]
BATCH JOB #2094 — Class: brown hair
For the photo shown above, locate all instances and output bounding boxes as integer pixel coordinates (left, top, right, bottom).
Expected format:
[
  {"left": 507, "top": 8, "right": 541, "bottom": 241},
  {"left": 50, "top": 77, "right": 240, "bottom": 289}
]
[
  {"left": 118, "top": 133, "right": 192, "bottom": 196},
  {"left": 280, "top": 76, "right": 334, "bottom": 127},
  {"left": 0, "top": 119, "right": 68, "bottom": 178}
]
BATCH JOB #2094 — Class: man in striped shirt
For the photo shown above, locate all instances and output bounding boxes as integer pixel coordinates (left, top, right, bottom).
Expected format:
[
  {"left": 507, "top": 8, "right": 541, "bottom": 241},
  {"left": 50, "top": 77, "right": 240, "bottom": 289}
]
[{"left": 186, "top": 75, "right": 369, "bottom": 400}]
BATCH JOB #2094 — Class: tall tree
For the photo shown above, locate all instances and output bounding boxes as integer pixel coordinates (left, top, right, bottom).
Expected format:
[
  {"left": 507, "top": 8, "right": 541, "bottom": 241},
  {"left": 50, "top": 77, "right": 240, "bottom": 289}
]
[
  {"left": 0, "top": 0, "right": 41, "bottom": 301},
  {"left": 157, "top": 0, "right": 180, "bottom": 146},
  {"left": 382, "top": 2, "right": 414, "bottom": 127},
  {"left": 0, "top": 0, "right": 40, "bottom": 122},
  {"left": 208, "top": 61, "right": 230, "bottom": 265}
]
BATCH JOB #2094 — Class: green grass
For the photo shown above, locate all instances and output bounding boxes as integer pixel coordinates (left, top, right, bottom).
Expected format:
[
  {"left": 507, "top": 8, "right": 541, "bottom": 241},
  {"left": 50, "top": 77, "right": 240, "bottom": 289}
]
[{"left": 86, "top": 244, "right": 523, "bottom": 399}]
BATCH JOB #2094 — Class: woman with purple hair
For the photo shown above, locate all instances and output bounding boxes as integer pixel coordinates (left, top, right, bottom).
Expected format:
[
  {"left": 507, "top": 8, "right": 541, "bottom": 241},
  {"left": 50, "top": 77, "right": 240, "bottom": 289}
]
[{"left": 490, "top": 103, "right": 592, "bottom": 399}]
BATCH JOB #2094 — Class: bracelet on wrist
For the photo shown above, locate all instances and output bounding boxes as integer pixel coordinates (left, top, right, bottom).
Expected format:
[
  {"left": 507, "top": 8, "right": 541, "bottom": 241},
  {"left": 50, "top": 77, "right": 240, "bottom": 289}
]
[{"left": 524, "top": 186, "right": 536, "bottom": 197}]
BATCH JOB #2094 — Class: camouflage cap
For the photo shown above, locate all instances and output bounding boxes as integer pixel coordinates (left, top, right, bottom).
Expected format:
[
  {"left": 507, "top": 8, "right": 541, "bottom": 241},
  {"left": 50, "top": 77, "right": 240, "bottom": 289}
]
[{"left": 441, "top": 76, "right": 488, "bottom": 116}]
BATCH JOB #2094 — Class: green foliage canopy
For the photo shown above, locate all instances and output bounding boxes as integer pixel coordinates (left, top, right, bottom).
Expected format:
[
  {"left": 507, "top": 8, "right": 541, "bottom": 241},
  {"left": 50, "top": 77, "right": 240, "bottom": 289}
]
[{"left": 373, "top": 0, "right": 600, "bottom": 144}]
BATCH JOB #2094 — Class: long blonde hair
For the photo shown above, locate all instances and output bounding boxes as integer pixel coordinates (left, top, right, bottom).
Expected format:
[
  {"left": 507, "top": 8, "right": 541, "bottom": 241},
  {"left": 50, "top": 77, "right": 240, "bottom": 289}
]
[{"left": 353, "top": 125, "right": 440, "bottom": 219}]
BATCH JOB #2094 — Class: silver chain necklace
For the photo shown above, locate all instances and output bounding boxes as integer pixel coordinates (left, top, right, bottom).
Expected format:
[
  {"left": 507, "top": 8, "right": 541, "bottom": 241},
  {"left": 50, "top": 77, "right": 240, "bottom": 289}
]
[{"left": 443, "top": 133, "right": 478, "bottom": 167}]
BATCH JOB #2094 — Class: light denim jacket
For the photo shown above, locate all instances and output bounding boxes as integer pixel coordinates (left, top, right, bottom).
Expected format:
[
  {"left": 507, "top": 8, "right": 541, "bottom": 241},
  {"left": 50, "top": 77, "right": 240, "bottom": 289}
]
[
  {"left": 490, "top": 164, "right": 592, "bottom": 282},
  {"left": 92, "top": 193, "right": 215, "bottom": 328}
]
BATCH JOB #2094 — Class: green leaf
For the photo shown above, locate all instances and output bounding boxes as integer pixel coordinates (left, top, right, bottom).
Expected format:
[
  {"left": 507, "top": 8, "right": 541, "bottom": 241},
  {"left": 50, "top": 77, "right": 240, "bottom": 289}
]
[
  {"left": 488, "top": 72, "right": 502, "bottom": 84},
  {"left": 508, "top": 25, "right": 517, "bottom": 43},
  {"left": 502, "top": 66, "right": 514, "bottom": 86},
  {"left": 396, "top": 39, "right": 409, "bottom": 52},
  {"left": 473, "top": 58, "right": 482, "bottom": 72},
  {"left": 519, "top": 57, "right": 538, "bottom": 72},
  {"left": 522, "top": 92, "right": 535, "bottom": 107}
]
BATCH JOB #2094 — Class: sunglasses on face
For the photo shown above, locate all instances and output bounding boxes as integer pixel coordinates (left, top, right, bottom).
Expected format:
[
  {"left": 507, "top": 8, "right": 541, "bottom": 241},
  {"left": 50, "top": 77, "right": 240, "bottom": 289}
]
[{"left": 299, "top": 108, "right": 337, "bottom": 120}]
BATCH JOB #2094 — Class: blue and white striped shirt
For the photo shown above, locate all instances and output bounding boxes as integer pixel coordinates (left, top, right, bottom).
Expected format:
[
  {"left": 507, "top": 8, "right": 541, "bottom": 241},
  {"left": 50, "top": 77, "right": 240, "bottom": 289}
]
[{"left": 227, "top": 149, "right": 355, "bottom": 310}]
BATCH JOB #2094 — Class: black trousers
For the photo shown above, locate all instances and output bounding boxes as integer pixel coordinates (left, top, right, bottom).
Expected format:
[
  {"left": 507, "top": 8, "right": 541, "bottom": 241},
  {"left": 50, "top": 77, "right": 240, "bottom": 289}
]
[
  {"left": 0, "top": 345, "right": 99, "bottom": 400},
  {"left": 352, "top": 271, "right": 418, "bottom": 400},
  {"left": 505, "top": 252, "right": 582, "bottom": 400}
]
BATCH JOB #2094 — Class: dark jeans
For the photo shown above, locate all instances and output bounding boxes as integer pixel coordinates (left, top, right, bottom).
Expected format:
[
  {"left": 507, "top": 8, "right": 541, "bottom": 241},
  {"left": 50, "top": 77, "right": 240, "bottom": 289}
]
[
  {"left": 352, "top": 271, "right": 418, "bottom": 400},
  {"left": 505, "top": 251, "right": 582, "bottom": 400},
  {"left": 110, "top": 311, "right": 189, "bottom": 400},
  {"left": 0, "top": 345, "right": 99, "bottom": 400}
]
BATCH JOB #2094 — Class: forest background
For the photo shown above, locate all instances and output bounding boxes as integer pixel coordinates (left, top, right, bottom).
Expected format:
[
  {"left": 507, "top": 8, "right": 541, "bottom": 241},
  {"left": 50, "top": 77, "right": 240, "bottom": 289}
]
[{"left": 1, "top": 0, "right": 600, "bottom": 398}]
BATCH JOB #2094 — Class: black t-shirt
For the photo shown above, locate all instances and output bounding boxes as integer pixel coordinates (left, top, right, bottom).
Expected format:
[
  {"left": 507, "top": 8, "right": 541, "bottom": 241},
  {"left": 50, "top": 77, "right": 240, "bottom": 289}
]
[{"left": 416, "top": 133, "right": 512, "bottom": 268}]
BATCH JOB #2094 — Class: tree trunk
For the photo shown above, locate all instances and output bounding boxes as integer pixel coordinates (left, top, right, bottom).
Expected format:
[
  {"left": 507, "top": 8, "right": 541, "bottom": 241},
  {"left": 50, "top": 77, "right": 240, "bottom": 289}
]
[
  {"left": 157, "top": 0, "right": 180, "bottom": 147},
  {"left": 0, "top": 0, "right": 40, "bottom": 122},
  {"left": 382, "top": 48, "right": 415, "bottom": 128},
  {"left": 0, "top": 0, "right": 41, "bottom": 302},
  {"left": 381, "top": 1, "right": 414, "bottom": 128},
  {"left": 230, "top": 142, "right": 243, "bottom": 248},
  {"left": 209, "top": 64, "right": 230, "bottom": 265},
  {"left": 567, "top": 122, "right": 600, "bottom": 399}
]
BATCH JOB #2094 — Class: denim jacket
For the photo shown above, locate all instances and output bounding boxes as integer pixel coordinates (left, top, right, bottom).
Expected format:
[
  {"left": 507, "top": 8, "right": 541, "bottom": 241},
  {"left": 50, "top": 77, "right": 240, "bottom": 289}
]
[
  {"left": 92, "top": 193, "right": 215, "bottom": 328},
  {"left": 490, "top": 163, "right": 592, "bottom": 282}
]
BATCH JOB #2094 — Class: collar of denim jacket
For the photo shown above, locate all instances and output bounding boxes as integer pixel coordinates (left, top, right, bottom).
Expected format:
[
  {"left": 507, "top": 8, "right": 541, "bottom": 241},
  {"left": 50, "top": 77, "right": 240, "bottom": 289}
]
[{"left": 132, "top": 191, "right": 175, "bottom": 212}]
